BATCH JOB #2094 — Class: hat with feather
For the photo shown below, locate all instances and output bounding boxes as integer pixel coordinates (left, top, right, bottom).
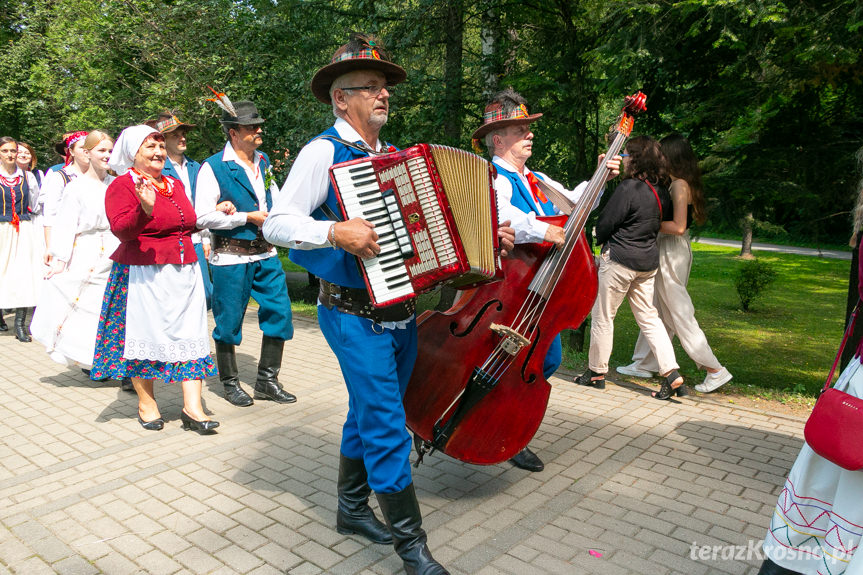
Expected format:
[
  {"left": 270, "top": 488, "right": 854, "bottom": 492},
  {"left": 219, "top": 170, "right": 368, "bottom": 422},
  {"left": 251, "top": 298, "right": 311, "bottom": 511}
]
[
  {"left": 310, "top": 33, "right": 406, "bottom": 104},
  {"left": 207, "top": 87, "right": 266, "bottom": 125}
]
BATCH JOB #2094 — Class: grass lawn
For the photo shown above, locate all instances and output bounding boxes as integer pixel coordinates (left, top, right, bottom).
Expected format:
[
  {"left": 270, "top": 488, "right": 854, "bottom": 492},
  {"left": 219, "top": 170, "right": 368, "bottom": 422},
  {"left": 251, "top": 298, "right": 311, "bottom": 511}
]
[
  {"left": 562, "top": 243, "right": 850, "bottom": 400},
  {"left": 281, "top": 243, "right": 851, "bottom": 400}
]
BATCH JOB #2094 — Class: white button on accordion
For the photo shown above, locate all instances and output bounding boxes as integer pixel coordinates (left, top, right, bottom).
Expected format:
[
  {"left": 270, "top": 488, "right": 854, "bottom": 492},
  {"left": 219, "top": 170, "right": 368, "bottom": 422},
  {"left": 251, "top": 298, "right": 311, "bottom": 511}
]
[{"left": 330, "top": 144, "right": 501, "bottom": 308}]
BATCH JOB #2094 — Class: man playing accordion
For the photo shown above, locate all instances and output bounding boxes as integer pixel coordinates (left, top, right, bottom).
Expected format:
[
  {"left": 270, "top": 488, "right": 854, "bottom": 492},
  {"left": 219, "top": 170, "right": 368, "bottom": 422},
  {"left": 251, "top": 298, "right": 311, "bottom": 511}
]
[{"left": 266, "top": 33, "right": 512, "bottom": 575}]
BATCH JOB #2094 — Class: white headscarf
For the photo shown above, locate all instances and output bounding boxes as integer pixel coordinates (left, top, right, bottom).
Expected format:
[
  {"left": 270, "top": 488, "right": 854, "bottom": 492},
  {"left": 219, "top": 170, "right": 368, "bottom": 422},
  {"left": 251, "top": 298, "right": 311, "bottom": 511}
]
[{"left": 108, "top": 125, "right": 158, "bottom": 175}]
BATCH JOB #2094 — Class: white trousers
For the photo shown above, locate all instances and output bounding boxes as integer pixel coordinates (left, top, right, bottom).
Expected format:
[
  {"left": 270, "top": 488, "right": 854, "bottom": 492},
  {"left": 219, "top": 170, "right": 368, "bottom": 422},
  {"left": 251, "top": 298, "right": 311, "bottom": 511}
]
[
  {"left": 588, "top": 251, "right": 678, "bottom": 375},
  {"left": 630, "top": 232, "right": 721, "bottom": 372}
]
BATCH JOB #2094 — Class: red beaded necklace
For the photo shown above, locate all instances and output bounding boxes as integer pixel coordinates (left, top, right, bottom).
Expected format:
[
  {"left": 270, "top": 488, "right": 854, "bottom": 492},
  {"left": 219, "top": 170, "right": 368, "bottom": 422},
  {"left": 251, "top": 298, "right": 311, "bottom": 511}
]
[
  {"left": 0, "top": 172, "right": 21, "bottom": 187},
  {"left": 131, "top": 168, "right": 173, "bottom": 197}
]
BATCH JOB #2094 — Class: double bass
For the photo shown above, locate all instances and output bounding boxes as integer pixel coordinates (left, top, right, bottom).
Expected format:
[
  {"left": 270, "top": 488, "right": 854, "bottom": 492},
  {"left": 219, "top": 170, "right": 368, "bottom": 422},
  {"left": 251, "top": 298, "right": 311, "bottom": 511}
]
[{"left": 403, "top": 92, "right": 647, "bottom": 465}]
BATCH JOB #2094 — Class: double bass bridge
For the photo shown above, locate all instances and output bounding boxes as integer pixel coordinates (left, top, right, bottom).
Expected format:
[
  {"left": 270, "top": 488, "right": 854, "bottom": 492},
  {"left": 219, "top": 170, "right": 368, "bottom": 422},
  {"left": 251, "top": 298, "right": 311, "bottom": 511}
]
[{"left": 489, "top": 323, "right": 530, "bottom": 356}]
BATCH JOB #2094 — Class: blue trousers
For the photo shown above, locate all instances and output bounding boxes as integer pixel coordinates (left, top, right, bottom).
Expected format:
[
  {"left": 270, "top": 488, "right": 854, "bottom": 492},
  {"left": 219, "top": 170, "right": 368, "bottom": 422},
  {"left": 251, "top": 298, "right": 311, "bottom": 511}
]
[
  {"left": 211, "top": 257, "right": 293, "bottom": 345},
  {"left": 543, "top": 333, "right": 562, "bottom": 380},
  {"left": 194, "top": 243, "right": 212, "bottom": 310},
  {"left": 317, "top": 304, "right": 416, "bottom": 494}
]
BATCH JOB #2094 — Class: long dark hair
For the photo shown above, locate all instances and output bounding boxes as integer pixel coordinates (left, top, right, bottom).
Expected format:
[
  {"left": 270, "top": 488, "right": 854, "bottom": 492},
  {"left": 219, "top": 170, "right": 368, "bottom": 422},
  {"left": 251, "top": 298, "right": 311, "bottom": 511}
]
[
  {"left": 624, "top": 135, "right": 666, "bottom": 185},
  {"left": 660, "top": 134, "right": 706, "bottom": 225}
]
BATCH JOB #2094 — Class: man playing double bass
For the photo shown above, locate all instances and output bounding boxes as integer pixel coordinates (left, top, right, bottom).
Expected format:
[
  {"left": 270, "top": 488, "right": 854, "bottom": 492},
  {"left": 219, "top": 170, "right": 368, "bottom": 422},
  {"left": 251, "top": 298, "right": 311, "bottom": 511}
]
[
  {"left": 473, "top": 87, "right": 621, "bottom": 472},
  {"left": 265, "top": 33, "right": 514, "bottom": 575}
]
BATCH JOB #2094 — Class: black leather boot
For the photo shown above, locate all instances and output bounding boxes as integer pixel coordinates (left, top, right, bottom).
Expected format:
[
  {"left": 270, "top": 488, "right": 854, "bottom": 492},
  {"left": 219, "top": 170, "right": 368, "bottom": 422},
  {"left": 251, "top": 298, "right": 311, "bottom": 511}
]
[
  {"left": 216, "top": 342, "right": 253, "bottom": 407},
  {"left": 253, "top": 336, "right": 296, "bottom": 403},
  {"left": 14, "top": 308, "right": 30, "bottom": 342},
  {"left": 757, "top": 558, "right": 802, "bottom": 575},
  {"left": 376, "top": 484, "right": 449, "bottom": 575},
  {"left": 509, "top": 447, "right": 544, "bottom": 472},
  {"left": 0, "top": 309, "right": 7, "bottom": 332},
  {"left": 336, "top": 454, "right": 392, "bottom": 544}
]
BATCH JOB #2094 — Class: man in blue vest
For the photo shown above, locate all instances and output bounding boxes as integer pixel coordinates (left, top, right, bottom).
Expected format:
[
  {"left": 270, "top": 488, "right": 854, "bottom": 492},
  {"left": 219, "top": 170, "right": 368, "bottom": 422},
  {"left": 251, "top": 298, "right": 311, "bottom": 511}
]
[
  {"left": 152, "top": 112, "right": 213, "bottom": 309},
  {"left": 264, "top": 33, "right": 488, "bottom": 575},
  {"left": 473, "top": 87, "right": 620, "bottom": 473},
  {"left": 195, "top": 101, "right": 296, "bottom": 408}
]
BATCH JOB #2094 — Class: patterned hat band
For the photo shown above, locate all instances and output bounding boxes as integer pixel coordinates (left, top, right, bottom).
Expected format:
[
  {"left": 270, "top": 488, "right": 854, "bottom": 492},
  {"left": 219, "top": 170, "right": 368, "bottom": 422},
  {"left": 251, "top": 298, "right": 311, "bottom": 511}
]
[
  {"left": 482, "top": 103, "right": 531, "bottom": 124},
  {"left": 156, "top": 115, "right": 182, "bottom": 132},
  {"left": 332, "top": 47, "right": 382, "bottom": 64}
]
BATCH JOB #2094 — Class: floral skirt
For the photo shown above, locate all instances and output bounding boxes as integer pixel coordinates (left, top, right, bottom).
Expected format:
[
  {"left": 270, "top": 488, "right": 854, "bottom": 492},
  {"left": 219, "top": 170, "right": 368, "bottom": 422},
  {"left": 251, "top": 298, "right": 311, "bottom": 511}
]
[{"left": 90, "top": 262, "right": 216, "bottom": 383}]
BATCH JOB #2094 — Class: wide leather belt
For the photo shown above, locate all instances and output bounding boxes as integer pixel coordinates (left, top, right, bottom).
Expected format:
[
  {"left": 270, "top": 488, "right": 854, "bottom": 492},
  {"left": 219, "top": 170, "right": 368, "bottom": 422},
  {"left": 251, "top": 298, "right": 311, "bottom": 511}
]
[
  {"left": 319, "top": 279, "right": 415, "bottom": 323},
  {"left": 212, "top": 234, "right": 273, "bottom": 256}
]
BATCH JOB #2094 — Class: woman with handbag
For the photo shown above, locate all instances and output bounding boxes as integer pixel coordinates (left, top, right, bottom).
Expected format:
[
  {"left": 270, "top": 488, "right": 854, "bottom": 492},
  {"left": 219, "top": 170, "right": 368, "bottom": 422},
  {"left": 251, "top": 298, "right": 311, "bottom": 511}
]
[
  {"left": 757, "top": 227, "right": 863, "bottom": 572},
  {"left": 616, "top": 134, "right": 732, "bottom": 392}
]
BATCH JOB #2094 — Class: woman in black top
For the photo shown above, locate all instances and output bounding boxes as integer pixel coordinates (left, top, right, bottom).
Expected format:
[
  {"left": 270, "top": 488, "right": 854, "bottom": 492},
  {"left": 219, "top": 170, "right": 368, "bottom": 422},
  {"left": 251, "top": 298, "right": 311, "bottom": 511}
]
[{"left": 575, "top": 135, "right": 685, "bottom": 399}]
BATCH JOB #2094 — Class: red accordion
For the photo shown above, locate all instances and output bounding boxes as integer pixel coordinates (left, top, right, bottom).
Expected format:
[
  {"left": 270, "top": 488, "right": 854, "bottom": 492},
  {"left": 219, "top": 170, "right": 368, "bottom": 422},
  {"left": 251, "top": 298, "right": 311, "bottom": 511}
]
[{"left": 330, "top": 144, "right": 501, "bottom": 308}]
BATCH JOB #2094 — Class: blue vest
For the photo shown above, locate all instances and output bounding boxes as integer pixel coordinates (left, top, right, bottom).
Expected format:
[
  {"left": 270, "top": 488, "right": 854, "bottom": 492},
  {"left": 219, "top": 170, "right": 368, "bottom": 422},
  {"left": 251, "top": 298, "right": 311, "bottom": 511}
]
[
  {"left": 203, "top": 148, "right": 272, "bottom": 241},
  {"left": 162, "top": 155, "right": 201, "bottom": 203},
  {"left": 289, "top": 127, "right": 387, "bottom": 289},
  {"left": 493, "top": 161, "right": 557, "bottom": 216},
  {"left": 0, "top": 175, "right": 31, "bottom": 222}
]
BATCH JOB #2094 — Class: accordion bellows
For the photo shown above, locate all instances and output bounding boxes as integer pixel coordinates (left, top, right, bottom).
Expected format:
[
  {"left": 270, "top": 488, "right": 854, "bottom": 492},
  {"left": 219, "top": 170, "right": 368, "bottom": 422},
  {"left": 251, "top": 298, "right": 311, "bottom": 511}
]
[{"left": 330, "top": 144, "right": 500, "bottom": 308}]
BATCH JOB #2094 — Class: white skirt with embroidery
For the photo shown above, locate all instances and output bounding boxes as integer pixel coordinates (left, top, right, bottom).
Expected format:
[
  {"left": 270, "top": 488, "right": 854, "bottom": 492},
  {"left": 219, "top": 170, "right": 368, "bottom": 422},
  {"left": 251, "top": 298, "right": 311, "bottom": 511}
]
[
  {"left": 0, "top": 220, "right": 44, "bottom": 308},
  {"left": 30, "top": 230, "right": 118, "bottom": 367},
  {"left": 761, "top": 356, "right": 863, "bottom": 574},
  {"left": 123, "top": 263, "right": 210, "bottom": 363}
]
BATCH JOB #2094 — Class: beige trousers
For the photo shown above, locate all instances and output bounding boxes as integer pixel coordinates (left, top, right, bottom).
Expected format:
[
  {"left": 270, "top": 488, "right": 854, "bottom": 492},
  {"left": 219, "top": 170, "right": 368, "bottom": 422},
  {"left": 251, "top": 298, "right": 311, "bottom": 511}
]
[
  {"left": 588, "top": 251, "right": 679, "bottom": 375},
  {"left": 631, "top": 232, "right": 721, "bottom": 372}
]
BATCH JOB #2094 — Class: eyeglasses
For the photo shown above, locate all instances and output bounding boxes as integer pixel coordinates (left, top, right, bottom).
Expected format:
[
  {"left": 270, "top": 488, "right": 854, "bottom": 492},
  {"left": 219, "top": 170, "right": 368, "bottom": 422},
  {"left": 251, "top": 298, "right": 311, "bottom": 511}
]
[
  {"left": 340, "top": 85, "right": 392, "bottom": 97},
  {"left": 620, "top": 153, "right": 630, "bottom": 157}
]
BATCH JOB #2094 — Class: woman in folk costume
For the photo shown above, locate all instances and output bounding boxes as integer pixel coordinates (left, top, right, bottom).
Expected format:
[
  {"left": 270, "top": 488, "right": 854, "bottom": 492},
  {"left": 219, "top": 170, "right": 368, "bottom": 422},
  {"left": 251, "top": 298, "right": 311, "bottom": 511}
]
[
  {"left": 0, "top": 137, "right": 42, "bottom": 342},
  {"left": 756, "top": 169, "right": 863, "bottom": 575},
  {"left": 616, "top": 134, "right": 733, "bottom": 392},
  {"left": 41, "top": 131, "right": 90, "bottom": 261},
  {"left": 90, "top": 125, "right": 227, "bottom": 433},
  {"left": 30, "top": 131, "right": 124, "bottom": 371}
]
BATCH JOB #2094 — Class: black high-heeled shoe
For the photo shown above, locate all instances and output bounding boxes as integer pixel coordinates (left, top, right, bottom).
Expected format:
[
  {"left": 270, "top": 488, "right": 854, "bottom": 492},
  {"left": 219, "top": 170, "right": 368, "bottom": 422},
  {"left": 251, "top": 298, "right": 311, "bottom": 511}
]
[
  {"left": 180, "top": 410, "right": 219, "bottom": 434},
  {"left": 652, "top": 370, "right": 686, "bottom": 400},
  {"left": 137, "top": 414, "right": 164, "bottom": 431}
]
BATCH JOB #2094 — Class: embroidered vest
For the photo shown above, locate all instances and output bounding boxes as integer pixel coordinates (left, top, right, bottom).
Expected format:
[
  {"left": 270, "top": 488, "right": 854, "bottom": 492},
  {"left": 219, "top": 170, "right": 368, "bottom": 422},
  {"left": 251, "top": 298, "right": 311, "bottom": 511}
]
[
  {"left": 203, "top": 150, "right": 271, "bottom": 241},
  {"left": 493, "top": 162, "right": 556, "bottom": 216},
  {"left": 289, "top": 127, "right": 383, "bottom": 288},
  {"left": 0, "top": 175, "right": 30, "bottom": 222}
]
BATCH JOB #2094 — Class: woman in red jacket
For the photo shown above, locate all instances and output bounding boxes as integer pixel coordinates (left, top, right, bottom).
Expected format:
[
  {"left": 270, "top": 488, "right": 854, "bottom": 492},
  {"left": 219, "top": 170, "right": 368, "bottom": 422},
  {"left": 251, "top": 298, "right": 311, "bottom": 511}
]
[{"left": 92, "top": 125, "right": 233, "bottom": 433}]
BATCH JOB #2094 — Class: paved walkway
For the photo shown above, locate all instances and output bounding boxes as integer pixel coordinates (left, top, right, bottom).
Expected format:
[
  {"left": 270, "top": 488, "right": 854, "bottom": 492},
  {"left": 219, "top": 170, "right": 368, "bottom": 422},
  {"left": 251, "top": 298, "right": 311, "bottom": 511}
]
[
  {"left": 694, "top": 237, "right": 851, "bottom": 260},
  {"left": 0, "top": 312, "right": 805, "bottom": 575}
]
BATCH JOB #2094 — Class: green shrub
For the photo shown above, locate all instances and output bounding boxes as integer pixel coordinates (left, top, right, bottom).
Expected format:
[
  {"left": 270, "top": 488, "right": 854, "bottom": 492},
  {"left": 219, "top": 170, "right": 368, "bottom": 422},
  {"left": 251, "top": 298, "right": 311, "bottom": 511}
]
[{"left": 735, "top": 259, "right": 777, "bottom": 311}]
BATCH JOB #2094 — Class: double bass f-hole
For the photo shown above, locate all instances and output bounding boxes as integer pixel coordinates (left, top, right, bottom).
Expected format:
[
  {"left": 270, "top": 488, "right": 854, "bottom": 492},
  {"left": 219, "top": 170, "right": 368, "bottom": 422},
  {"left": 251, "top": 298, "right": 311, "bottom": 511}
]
[{"left": 451, "top": 299, "right": 503, "bottom": 337}]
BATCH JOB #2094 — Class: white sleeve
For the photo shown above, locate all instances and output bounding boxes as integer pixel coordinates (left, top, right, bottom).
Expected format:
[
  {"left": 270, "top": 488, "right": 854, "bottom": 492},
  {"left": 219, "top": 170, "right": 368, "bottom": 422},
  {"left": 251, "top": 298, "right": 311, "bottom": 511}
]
[
  {"left": 495, "top": 175, "right": 549, "bottom": 244},
  {"left": 40, "top": 171, "right": 64, "bottom": 226},
  {"left": 49, "top": 185, "right": 82, "bottom": 262},
  {"left": 194, "top": 162, "right": 249, "bottom": 230},
  {"left": 537, "top": 173, "right": 599, "bottom": 212},
  {"left": 26, "top": 172, "right": 40, "bottom": 212},
  {"left": 263, "top": 139, "right": 336, "bottom": 249}
]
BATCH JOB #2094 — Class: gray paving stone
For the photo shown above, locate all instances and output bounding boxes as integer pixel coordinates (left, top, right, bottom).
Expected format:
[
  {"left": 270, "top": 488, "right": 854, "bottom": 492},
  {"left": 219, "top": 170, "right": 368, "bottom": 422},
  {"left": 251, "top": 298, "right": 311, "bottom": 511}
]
[{"left": 0, "top": 313, "right": 811, "bottom": 574}]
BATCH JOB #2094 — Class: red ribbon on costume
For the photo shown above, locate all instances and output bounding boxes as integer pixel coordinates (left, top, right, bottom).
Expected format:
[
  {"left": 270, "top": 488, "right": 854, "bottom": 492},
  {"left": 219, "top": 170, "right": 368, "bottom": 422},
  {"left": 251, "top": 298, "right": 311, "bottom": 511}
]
[
  {"left": 526, "top": 171, "right": 549, "bottom": 205},
  {"left": 5, "top": 175, "right": 21, "bottom": 232},
  {"left": 63, "top": 131, "right": 89, "bottom": 166}
]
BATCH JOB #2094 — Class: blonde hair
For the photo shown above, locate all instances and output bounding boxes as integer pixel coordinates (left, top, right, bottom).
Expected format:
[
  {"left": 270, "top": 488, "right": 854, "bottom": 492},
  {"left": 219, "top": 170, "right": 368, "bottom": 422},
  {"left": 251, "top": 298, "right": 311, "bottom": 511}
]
[{"left": 82, "top": 130, "right": 113, "bottom": 150}]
